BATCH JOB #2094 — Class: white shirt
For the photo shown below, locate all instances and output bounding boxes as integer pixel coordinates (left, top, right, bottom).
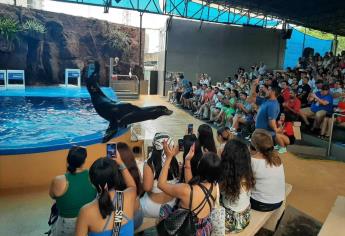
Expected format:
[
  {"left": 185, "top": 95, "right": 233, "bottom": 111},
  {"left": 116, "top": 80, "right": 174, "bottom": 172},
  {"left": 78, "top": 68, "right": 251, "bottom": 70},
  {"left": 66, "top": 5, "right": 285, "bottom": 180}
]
[
  {"left": 221, "top": 187, "right": 250, "bottom": 212},
  {"left": 251, "top": 157, "right": 285, "bottom": 204}
]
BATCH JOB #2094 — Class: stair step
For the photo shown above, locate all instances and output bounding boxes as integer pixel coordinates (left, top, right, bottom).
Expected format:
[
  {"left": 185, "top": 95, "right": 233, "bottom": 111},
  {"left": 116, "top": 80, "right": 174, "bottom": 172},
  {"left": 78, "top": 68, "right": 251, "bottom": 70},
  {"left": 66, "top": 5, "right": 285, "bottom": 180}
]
[{"left": 287, "top": 144, "right": 327, "bottom": 158}]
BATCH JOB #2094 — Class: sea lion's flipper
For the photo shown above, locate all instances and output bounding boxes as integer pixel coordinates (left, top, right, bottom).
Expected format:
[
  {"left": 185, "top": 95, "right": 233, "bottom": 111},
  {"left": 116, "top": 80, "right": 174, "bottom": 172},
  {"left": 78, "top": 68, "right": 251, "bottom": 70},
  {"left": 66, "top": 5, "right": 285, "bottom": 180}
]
[{"left": 102, "top": 121, "right": 118, "bottom": 143}]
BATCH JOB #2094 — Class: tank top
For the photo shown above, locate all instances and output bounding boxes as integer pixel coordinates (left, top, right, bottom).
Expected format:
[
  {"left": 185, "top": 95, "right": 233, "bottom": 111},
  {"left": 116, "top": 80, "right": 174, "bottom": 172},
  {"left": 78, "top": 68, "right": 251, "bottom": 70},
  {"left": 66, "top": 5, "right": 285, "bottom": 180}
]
[
  {"left": 55, "top": 170, "right": 97, "bottom": 218},
  {"left": 221, "top": 186, "right": 250, "bottom": 212}
]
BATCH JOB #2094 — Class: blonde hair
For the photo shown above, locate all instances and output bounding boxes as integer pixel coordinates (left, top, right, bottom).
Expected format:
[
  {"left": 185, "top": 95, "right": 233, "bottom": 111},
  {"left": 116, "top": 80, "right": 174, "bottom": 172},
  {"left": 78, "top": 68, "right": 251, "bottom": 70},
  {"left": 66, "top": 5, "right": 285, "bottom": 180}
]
[{"left": 251, "top": 129, "right": 281, "bottom": 167}]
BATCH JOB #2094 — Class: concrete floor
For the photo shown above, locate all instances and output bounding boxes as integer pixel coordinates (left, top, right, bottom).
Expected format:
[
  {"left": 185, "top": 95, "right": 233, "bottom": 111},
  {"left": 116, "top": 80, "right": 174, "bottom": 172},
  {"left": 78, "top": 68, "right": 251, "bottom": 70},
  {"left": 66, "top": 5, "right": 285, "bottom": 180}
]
[{"left": 1, "top": 95, "right": 345, "bottom": 235}]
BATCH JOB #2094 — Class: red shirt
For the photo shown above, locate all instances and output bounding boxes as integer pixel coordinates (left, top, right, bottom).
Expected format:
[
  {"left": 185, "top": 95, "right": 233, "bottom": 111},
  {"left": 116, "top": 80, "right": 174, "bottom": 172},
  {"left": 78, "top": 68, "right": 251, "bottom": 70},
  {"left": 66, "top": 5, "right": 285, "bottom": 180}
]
[
  {"left": 281, "top": 87, "right": 290, "bottom": 102},
  {"left": 285, "top": 98, "right": 301, "bottom": 113},
  {"left": 284, "top": 122, "right": 294, "bottom": 136}
]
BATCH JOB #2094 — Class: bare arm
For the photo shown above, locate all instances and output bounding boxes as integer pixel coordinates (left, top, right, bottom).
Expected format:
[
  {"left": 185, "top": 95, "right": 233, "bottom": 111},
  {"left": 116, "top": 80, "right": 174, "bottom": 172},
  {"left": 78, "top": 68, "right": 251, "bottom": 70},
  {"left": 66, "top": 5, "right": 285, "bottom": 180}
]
[
  {"left": 158, "top": 142, "right": 189, "bottom": 198},
  {"left": 183, "top": 144, "right": 195, "bottom": 183},
  {"left": 75, "top": 206, "right": 89, "bottom": 236},
  {"left": 114, "top": 151, "right": 137, "bottom": 193},
  {"left": 142, "top": 163, "right": 154, "bottom": 192}
]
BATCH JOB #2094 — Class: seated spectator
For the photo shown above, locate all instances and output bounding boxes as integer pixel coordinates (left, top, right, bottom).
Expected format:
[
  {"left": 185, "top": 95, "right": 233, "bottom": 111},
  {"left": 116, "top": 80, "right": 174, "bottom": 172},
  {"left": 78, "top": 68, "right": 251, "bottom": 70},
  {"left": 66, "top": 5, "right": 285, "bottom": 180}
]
[
  {"left": 192, "top": 83, "right": 207, "bottom": 112},
  {"left": 249, "top": 129, "right": 285, "bottom": 212},
  {"left": 140, "top": 133, "right": 179, "bottom": 218},
  {"left": 195, "top": 86, "right": 214, "bottom": 119},
  {"left": 331, "top": 80, "right": 343, "bottom": 107},
  {"left": 188, "top": 83, "right": 203, "bottom": 111},
  {"left": 282, "top": 90, "right": 301, "bottom": 121},
  {"left": 158, "top": 142, "right": 221, "bottom": 236},
  {"left": 75, "top": 155, "right": 137, "bottom": 236},
  {"left": 320, "top": 98, "right": 345, "bottom": 139},
  {"left": 313, "top": 79, "right": 324, "bottom": 93},
  {"left": 299, "top": 84, "right": 333, "bottom": 131},
  {"left": 208, "top": 87, "right": 224, "bottom": 122},
  {"left": 216, "top": 127, "right": 232, "bottom": 155},
  {"left": 231, "top": 92, "right": 253, "bottom": 131},
  {"left": 297, "top": 77, "right": 311, "bottom": 108},
  {"left": 49, "top": 146, "right": 96, "bottom": 236},
  {"left": 220, "top": 139, "right": 255, "bottom": 233},
  {"left": 275, "top": 113, "right": 295, "bottom": 154},
  {"left": 280, "top": 80, "right": 290, "bottom": 102},
  {"left": 215, "top": 89, "right": 238, "bottom": 127},
  {"left": 117, "top": 142, "right": 144, "bottom": 230}
]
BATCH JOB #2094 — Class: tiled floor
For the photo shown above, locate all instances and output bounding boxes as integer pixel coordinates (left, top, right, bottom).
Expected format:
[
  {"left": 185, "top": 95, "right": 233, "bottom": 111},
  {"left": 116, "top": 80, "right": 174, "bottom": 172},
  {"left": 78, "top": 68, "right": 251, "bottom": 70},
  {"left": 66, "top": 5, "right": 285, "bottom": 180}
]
[{"left": 1, "top": 95, "right": 345, "bottom": 236}]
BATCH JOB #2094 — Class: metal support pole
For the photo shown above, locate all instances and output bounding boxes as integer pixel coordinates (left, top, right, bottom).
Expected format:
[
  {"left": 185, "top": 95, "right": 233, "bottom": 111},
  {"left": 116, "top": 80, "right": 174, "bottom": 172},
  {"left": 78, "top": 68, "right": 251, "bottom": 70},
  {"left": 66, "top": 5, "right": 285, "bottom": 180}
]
[
  {"left": 302, "top": 27, "right": 306, "bottom": 52},
  {"left": 163, "top": 17, "right": 171, "bottom": 96},
  {"left": 334, "top": 34, "right": 338, "bottom": 55},
  {"left": 138, "top": 12, "right": 143, "bottom": 96},
  {"left": 327, "top": 113, "right": 345, "bottom": 157}
]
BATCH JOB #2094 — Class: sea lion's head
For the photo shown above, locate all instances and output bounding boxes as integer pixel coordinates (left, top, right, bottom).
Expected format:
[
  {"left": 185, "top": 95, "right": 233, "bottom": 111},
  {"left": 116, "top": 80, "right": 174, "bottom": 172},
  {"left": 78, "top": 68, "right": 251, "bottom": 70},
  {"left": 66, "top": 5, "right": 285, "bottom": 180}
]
[{"left": 156, "top": 106, "right": 173, "bottom": 116}]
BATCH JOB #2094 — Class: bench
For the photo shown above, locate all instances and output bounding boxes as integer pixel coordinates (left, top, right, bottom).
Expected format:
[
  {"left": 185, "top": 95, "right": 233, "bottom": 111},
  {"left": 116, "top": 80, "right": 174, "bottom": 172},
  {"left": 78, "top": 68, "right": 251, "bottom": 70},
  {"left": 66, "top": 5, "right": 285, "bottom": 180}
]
[
  {"left": 227, "top": 183, "right": 292, "bottom": 236},
  {"left": 135, "top": 183, "right": 292, "bottom": 235},
  {"left": 318, "top": 196, "right": 345, "bottom": 236}
]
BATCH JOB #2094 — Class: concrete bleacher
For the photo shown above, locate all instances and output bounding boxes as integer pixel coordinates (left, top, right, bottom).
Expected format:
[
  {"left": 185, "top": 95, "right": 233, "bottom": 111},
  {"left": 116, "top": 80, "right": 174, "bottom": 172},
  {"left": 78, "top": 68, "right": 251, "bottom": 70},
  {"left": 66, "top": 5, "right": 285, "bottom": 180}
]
[
  {"left": 135, "top": 184, "right": 292, "bottom": 235},
  {"left": 318, "top": 196, "right": 345, "bottom": 236}
]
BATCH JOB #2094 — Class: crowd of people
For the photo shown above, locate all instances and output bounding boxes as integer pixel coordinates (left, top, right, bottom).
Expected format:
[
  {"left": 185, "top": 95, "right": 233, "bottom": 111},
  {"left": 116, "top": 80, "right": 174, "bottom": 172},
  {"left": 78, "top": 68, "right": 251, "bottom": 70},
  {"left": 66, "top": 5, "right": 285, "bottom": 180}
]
[
  {"left": 48, "top": 125, "right": 285, "bottom": 236},
  {"left": 171, "top": 51, "right": 345, "bottom": 153},
  {"left": 46, "top": 50, "right": 345, "bottom": 236}
]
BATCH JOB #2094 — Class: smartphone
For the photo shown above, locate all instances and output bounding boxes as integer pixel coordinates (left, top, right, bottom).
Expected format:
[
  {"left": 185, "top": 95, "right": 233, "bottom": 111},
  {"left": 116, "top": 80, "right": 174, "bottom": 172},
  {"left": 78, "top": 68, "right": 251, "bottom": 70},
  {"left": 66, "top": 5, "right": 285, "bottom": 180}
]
[
  {"left": 106, "top": 143, "right": 117, "bottom": 159},
  {"left": 87, "top": 63, "right": 95, "bottom": 78},
  {"left": 178, "top": 139, "right": 184, "bottom": 151},
  {"left": 187, "top": 124, "right": 193, "bottom": 135}
]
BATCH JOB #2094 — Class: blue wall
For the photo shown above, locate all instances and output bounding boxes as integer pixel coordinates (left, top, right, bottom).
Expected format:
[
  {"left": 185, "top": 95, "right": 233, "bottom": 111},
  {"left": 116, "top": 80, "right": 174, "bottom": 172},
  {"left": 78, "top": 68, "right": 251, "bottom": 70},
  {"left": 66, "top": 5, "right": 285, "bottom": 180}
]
[{"left": 284, "top": 29, "right": 333, "bottom": 68}]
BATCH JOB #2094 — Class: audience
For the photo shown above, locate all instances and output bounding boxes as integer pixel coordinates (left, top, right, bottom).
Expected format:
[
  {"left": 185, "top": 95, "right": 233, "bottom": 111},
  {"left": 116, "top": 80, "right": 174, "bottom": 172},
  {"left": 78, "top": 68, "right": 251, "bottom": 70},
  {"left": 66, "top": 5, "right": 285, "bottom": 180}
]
[
  {"left": 75, "top": 155, "right": 137, "bottom": 236},
  {"left": 49, "top": 146, "right": 96, "bottom": 236},
  {"left": 216, "top": 127, "right": 232, "bottom": 155},
  {"left": 249, "top": 129, "right": 285, "bottom": 212},
  {"left": 140, "top": 133, "right": 179, "bottom": 218},
  {"left": 220, "top": 139, "right": 255, "bottom": 233}
]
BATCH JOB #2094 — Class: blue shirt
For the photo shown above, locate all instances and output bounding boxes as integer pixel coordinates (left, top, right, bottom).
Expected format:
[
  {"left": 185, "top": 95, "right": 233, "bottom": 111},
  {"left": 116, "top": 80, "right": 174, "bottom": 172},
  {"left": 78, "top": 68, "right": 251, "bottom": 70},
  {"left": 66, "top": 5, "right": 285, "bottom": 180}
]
[
  {"left": 255, "top": 99, "right": 280, "bottom": 134},
  {"left": 310, "top": 92, "right": 333, "bottom": 113}
]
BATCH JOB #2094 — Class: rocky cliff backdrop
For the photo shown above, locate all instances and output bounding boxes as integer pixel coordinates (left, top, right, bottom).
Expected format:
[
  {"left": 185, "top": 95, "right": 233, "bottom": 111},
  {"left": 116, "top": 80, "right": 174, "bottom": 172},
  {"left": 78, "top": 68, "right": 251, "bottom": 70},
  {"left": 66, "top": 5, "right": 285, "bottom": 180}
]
[{"left": 0, "top": 3, "right": 144, "bottom": 85}]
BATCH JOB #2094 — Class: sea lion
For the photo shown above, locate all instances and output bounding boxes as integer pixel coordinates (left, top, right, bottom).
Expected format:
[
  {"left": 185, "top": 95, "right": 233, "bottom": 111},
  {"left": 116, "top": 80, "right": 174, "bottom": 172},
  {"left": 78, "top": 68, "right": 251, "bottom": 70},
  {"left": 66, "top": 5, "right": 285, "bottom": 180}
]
[{"left": 84, "top": 61, "right": 173, "bottom": 143}]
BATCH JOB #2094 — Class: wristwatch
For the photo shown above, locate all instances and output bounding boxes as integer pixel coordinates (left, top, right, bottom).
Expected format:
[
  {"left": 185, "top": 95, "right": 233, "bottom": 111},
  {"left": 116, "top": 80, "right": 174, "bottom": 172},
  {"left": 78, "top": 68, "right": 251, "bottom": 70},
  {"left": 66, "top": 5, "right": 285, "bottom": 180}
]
[{"left": 118, "top": 163, "right": 127, "bottom": 171}]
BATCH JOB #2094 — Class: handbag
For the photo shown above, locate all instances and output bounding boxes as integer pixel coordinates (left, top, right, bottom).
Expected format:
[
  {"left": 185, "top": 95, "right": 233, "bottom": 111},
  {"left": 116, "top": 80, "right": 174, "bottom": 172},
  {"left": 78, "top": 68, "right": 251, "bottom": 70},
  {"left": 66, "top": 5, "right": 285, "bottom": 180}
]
[
  {"left": 156, "top": 185, "right": 197, "bottom": 236},
  {"left": 210, "top": 184, "right": 225, "bottom": 236},
  {"left": 112, "top": 191, "right": 124, "bottom": 236}
]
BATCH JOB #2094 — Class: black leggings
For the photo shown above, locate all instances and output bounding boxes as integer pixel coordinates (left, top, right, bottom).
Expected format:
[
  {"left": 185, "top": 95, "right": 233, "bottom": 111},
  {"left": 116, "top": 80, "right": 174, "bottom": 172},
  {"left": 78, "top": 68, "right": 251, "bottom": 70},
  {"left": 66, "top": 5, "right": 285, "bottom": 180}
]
[{"left": 250, "top": 198, "right": 283, "bottom": 212}]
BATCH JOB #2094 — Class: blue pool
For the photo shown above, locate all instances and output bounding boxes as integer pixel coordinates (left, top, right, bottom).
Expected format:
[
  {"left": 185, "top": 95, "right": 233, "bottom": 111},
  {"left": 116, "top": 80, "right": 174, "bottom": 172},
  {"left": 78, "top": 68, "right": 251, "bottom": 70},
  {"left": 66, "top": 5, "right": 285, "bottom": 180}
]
[{"left": 0, "top": 87, "right": 127, "bottom": 155}]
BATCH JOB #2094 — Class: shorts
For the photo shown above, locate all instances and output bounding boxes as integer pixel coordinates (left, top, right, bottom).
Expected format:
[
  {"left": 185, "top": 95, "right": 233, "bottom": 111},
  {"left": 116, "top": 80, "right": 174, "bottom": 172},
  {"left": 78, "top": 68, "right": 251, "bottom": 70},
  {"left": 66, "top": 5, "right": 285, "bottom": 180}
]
[
  {"left": 182, "top": 92, "right": 193, "bottom": 99},
  {"left": 50, "top": 216, "right": 77, "bottom": 236}
]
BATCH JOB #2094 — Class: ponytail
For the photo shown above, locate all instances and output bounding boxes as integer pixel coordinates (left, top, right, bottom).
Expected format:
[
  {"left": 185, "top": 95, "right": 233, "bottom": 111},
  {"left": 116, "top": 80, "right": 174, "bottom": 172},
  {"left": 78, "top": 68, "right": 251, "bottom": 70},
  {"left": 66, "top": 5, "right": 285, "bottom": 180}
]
[
  {"left": 98, "top": 190, "right": 114, "bottom": 219},
  {"left": 67, "top": 165, "right": 77, "bottom": 174},
  {"left": 264, "top": 148, "right": 281, "bottom": 167}
]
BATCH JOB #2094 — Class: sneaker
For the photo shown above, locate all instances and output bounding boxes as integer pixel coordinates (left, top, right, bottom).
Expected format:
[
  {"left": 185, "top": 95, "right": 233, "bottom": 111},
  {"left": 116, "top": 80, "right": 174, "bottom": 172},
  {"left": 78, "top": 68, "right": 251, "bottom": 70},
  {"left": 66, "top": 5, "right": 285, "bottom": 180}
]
[
  {"left": 274, "top": 145, "right": 280, "bottom": 150},
  {"left": 278, "top": 147, "right": 287, "bottom": 154}
]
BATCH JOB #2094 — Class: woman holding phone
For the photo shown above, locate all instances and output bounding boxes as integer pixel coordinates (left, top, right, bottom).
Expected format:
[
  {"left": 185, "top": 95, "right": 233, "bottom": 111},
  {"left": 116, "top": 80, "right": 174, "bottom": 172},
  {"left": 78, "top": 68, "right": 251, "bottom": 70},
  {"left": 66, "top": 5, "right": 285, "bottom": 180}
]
[{"left": 75, "top": 151, "right": 137, "bottom": 236}]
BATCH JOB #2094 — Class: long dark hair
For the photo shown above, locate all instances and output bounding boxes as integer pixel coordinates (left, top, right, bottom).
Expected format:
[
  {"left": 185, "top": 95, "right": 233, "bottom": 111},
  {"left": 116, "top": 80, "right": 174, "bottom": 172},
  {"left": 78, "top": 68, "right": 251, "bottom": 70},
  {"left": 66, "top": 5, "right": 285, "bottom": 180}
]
[
  {"left": 147, "top": 148, "right": 179, "bottom": 181},
  {"left": 251, "top": 129, "right": 282, "bottom": 167},
  {"left": 198, "top": 124, "right": 217, "bottom": 153},
  {"left": 179, "top": 134, "right": 203, "bottom": 183},
  {"left": 189, "top": 152, "right": 222, "bottom": 185},
  {"left": 67, "top": 146, "right": 87, "bottom": 174},
  {"left": 89, "top": 158, "right": 126, "bottom": 219},
  {"left": 117, "top": 142, "right": 143, "bottom": 196},
  {"left": 217, "top": 127, "right": 231, "bottom": 142},
  {"left": 220, "top": 139, "right": 255, "bottom": 202}
]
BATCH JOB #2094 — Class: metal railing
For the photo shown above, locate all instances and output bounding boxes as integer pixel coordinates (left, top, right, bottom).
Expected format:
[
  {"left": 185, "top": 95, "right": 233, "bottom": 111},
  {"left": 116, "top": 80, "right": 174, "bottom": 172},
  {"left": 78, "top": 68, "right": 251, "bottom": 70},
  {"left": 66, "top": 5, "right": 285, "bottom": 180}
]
[
  {"left": 109, "top": 74, "right": 140, "bottom": 96},
  {"left": 327, "top": 112, "right": 345, "bottom": 157}
]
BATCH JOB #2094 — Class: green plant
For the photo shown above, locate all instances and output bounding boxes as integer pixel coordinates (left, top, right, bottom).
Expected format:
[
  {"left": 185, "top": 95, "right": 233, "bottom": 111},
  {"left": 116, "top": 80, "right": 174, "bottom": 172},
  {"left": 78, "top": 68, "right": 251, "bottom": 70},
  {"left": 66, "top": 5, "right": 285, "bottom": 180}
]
[
  {"left": 105, "top": 27, "right": 131, "bottom": 58},
  {"left": 22, "top": 19, "right": 46, "bottom": 34},
  {"left": 0, "top": 17, "right": 19, "bottom": 41}
]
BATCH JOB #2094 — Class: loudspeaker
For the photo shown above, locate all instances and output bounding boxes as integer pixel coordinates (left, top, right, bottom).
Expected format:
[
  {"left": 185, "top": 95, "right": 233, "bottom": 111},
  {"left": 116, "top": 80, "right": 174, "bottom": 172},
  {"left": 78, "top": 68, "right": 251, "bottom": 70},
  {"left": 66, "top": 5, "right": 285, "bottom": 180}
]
[
  {"left": 282, "top": 29, "right": 292, "bottom": 39},
  {"left": 149, "top": 71, "right": 158, "bottom": 95}
]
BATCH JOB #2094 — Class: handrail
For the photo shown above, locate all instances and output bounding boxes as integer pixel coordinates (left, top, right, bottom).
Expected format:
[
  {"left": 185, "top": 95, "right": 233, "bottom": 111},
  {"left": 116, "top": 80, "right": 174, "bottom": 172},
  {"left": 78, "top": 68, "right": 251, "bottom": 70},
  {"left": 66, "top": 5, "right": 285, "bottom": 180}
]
[
  {"left": 109, "top": 74, "right": 140, "bottom": 96},
  {"left": 327, "top": 112, "right": 345, "bottom": 157}
]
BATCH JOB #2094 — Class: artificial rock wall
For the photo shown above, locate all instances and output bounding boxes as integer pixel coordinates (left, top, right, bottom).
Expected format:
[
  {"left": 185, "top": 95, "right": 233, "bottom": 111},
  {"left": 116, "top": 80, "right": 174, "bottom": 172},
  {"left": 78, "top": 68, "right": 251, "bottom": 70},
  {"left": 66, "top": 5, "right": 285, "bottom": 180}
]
[{"left": 0, "top": 4, "right": 144, "bottom": 85}]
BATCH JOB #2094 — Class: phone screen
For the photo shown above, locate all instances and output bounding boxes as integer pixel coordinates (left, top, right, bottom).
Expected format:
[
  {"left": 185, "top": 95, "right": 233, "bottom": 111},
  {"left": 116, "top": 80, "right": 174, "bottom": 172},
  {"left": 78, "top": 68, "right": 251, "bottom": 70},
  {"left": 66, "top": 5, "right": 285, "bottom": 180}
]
[
  {"left": 106, "top": 143, "right": 117, "bottom": 159},
  {"left": 187, "top": 124, "right": 193, "bottom": 135},
  {"left": 178, "top": 139, "right": 184, "bottom": 151},
  {"left": 87, "top": 63, "right": 95, "bottom": 78}
]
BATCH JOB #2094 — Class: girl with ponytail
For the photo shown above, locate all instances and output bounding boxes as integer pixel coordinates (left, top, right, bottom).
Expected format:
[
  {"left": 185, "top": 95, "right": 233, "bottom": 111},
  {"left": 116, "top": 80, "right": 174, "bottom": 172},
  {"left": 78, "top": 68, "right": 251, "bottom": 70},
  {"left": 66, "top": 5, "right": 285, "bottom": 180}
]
[
  {"left": 49, "top": 146, "right": 96, "bottom": 236},
  {"left": 76, "top": 151, "right": 137, "bottom": 236},
  {"left": 249, "top": 129, "right": 285, "bottom": 212}
]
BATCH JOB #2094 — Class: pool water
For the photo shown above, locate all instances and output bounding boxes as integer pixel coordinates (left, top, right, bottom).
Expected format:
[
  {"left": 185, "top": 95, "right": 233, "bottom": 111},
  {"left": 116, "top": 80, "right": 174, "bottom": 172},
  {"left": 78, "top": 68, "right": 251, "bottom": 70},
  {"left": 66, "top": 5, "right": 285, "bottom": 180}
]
[{"left": 0, "top": 87, "right": 126, "bottom": 155}]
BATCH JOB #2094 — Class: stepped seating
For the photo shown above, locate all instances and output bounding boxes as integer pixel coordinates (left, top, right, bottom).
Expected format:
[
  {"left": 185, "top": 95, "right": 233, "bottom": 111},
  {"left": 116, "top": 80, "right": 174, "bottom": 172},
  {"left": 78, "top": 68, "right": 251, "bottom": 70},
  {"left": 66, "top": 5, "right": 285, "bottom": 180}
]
[
  {"left": 318, "top": 196, "right": 345, "bottom": 236},
  {"left": 135, "top": 184, "right": 292, "bottom": 236}
]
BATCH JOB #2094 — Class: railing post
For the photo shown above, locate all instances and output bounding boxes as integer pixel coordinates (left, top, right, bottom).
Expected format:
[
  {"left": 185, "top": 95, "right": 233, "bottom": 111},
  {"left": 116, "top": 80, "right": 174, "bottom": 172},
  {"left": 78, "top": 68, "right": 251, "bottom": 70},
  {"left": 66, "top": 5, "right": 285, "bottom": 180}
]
[{"left": 327, "top": 113, "right": 345, "bottom": 157}]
